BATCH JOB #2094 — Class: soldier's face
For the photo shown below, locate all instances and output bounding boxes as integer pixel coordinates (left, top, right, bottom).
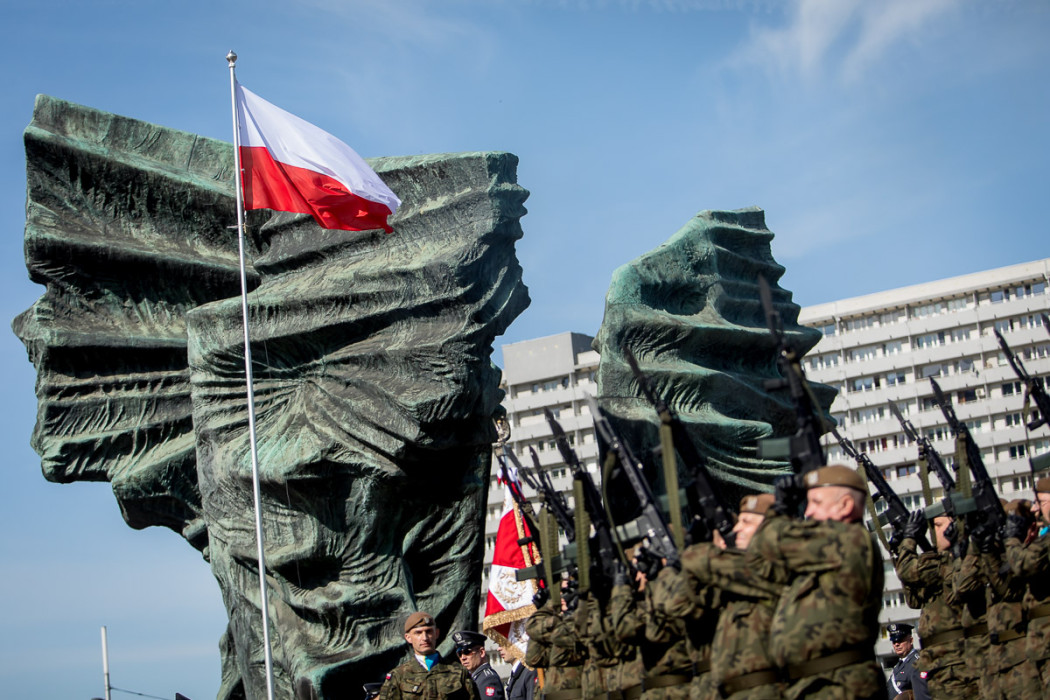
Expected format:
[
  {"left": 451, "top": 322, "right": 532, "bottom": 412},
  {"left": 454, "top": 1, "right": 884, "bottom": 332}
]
[
  {"left": 804, "top": 486, "right": 854, "bottom": 522},
  {"left": 731, "top": 512, "right": 765, "bottom": 549},
  {"left": 405, "top": 625, "right": 440, "bottom": 656},
  {"left": 891, "top": 636, "right": 913, "bottom": 657},
  {"left": 457, "top": 645, "right": 485, "bottom": 672},
  {"left": 932, "top": 516, "right": 953, "bottom": 551},
  {"left": 1037, "top": 493, "right": 1050, "bottom": 525}
]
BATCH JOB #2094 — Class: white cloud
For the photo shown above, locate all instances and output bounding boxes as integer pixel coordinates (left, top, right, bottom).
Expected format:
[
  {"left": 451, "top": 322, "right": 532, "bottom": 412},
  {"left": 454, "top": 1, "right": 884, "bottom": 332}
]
[{"left": 729, "top": 0, "right": 958, "bottom": 84}]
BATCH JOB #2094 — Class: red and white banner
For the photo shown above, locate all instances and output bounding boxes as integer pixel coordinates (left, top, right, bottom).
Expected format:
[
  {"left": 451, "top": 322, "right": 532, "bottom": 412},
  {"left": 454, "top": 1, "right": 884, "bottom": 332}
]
[
  {"left": 235, "top": 82, "right": 401, "bottom": 233},
  {"left": 482, "top": 464, "right": 538, "bottom": 661}
]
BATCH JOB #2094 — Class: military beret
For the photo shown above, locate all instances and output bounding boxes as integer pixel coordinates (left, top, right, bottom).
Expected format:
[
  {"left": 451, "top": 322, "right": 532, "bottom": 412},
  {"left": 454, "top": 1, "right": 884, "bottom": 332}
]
[
  {"left": 886, "top": 623, "right": 913, "bottom": 642},
  {"left": 451, "top": 630, "right": 487, "bottom": 651},
  {"left": 1005, "top": 499, "right": 1032, "bottom": 517},
  {"left": 403, "top": 611, "right": 436, "bottom": 633},
  {"left": 739, "top": 493, "right": 776, "bottom": 515},
  {"left": 1036, "top": 476, "right": 1050, "bottom": 494},
  {"left": 363, "top": 683, "right": 384, "bottom": 700},
  {"left": 803, "top": 464, "right": 866, "bottom": 493}
]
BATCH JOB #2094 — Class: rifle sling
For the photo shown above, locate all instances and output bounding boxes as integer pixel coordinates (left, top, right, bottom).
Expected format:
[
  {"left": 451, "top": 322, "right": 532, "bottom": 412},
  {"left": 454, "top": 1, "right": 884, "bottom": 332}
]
[{"left": 659, "top": 420, "right": 685, "bottom": 551}]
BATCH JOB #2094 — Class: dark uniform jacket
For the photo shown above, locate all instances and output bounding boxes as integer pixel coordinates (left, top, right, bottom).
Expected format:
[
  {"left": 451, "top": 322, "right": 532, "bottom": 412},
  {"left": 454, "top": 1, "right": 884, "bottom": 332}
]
[
  {"left": 381, "top": 656, "right": 481, "bottom": 700},
  {"left": 472, "top": 662, "right": 506, "bottom": 700},
  {"left": 886, "top": 648, "right": 928, "bottom": 700},
  {"left": 505, "top": 661, "right": 538, "bottom": 700}
]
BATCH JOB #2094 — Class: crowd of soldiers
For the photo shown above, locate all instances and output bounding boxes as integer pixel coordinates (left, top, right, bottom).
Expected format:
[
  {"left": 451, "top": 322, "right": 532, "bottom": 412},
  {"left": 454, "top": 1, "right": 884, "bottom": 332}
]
[
  {"left": 373, "top": 308, "right": 1049, "bottom": 700},
  {"left": 512, "top": 469, "right": 1050, "bottom": 700},
  {"left": 371, "top": 463, "right": 1050, "bottom": 700}
]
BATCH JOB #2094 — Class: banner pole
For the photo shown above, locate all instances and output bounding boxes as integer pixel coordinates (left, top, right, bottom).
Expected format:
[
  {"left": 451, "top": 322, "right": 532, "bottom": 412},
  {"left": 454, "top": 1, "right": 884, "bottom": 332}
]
[{"left": 227, "top": 49, "right": 276, "bottom": 700}]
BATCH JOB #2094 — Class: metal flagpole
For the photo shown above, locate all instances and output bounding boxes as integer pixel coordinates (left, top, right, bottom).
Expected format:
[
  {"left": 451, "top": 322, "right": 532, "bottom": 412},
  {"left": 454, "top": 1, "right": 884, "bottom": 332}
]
[
  {"left": 101, "top": 626, "right": 112, "bottom": 700},
  {"left": 226, "top": 49, "right": 277, "bottom": 700}
]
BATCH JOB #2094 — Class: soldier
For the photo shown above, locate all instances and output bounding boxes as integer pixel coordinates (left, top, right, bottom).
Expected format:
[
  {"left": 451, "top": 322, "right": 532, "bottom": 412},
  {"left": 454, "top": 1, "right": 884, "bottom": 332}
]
[
  {"left": 453, "top": 630, "right": 506, "bottom": 700},
  {"left": 884, "top": 623, "right": 927, "bottom": 700},
  {"left": 895, "top": 509, "right": 972, "bottom": 699},
  {"left": 1003, "top": 477, "right": 1050, "bottom": 690},
  {"left": 661, "top": 492, "right": 781, "bottom": 700},
  {"left": 500, "top": 643, "right": 539, "bottom": 700},
  {"left": 746, "top": 465, "right": 884, "bottom": 700},
  {"left": 380, "top": 612, "right": 481, "bottom": 700},
  {"left": 525, "top": 583, "right": 585, "bottom": 700},
  {"left": 973, "top": 500, "right": 1042, "bottom": 699}
]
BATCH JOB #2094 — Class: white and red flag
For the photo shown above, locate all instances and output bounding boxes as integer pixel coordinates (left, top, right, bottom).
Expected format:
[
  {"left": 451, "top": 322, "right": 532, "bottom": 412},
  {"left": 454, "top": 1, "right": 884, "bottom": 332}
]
[
  {"left": 482, "top": 461, "right": 539, "bottom": 661},
  {"left": 234, "top": 82, "right": 401, "bottom": 233}
]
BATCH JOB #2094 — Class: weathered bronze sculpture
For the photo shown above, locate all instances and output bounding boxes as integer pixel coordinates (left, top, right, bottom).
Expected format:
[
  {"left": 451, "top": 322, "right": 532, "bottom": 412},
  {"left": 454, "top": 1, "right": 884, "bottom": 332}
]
[
  {"left": 594, "top": 207, "right": 835, "bottom": 503},
  {"left": 14, "top": 95, "right": 530, "bottom": 699}
]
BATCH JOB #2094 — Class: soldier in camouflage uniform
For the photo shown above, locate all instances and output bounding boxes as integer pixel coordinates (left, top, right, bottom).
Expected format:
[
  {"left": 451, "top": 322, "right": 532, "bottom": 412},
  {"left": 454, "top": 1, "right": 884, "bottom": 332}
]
[
  {"left": 607, "top": 565, "right": 694, "bottom": 700},
  {"left": 895, "top": 511, "right": 972, "bottom": 699},
  {"left": 975, "top": 500, "right": 1042, "bottom": 699},
  {"left": 525, "top": 586, "right": 585, "bottom": 700},
  {"left": 746, "top": 465, "right": 884, "bottom": 700},
  {"left": 667, "top": 493, "right": 782, "bottom": 700},
  {"left": 1003, "top": 477, "right": 1050, "bottom": 690},
  {"left": 949, "top": 520, "right": 994, "bottom": 700},
  {"left": 381, "top": 612, "right": 481, "bottom": 700}
]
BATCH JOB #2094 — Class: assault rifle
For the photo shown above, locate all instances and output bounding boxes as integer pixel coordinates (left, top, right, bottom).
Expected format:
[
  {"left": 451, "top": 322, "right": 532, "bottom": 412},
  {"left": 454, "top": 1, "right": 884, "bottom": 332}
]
[
  {"left": 584, "top": 397, "right": 680, "bottom": 569},
  {"left": 624, "top": 348, "right": 737, "bottom": 547},
  {"left": 496, "top": 449, "right": 551, "bottom": 589},
  {"left": 756, "top": 274, "right": 827, "bottom": 474},
  {"left": 930, "top": 378, "right": 1006, "bottom": 531},
  {"left": 995, "top": 329, "right": 1050, "bottom": 433},
  {"left": 544, "top": 408, "right": 623, "bottom": 591},
  {"left": 888, "top": 400, "right": 956, "bottom": 518},
  {"left": 830, "top": 426, "right": 932, "bottom": 552},
  {"left": 523, "top": 446, "right": 576, "bottom": 543}
]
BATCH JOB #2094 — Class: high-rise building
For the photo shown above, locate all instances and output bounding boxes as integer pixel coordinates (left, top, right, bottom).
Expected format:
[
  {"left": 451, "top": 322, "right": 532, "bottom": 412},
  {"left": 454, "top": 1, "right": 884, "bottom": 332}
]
[
  {"left": 798, "top": 257, "right": 1050, "bottom": 661},
  {"left": 480, "top": 258, "right": 1050, "bottom": 669}
]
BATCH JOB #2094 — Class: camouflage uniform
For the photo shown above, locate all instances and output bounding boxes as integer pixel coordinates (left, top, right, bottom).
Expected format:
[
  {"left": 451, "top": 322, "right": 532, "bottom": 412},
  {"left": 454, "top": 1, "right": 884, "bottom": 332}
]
[
  {"left": 381, "top": 657, "right": 480, "bottom": 700},
  {"left": 647, "top": 562, "right": 723, "bottom": 700},
  {"left": 608, "top": 576, "right": 694, "bottom": 700},
  {"left": 673, "top": 542, "right": 781, "bottom": 700},
  {"left": 949, "top": 548, "right": 995, "bottom": 699},
  {"left": 577, "top": 590, "right": 637, "bottom": 699},
  {"left": 1004, "top": 529, "right": 1050, "bottom": 690},
  {"left": 746, "top": 513, "right": 884, "bottom": 700},
  {"left": 980, "top": 546, "right": 1043, "bottom": 700},
  {"left": 895, "top": 539, "right": 971, "bottom": 699},
  {"left": 526, "top": 600, "right": 585, "bottom": 699}
]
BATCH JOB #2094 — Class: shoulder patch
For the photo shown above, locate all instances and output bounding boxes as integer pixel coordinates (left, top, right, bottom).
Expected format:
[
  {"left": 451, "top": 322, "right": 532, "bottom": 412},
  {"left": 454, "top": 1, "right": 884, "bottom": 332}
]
[
  {"left": 486, "top": 688, "right": 496, "bottom": 696},
  {"left": 385, "top": 674, "right": 392, "bottom": 680},
  {"left": 920, "top": 671, "right": 927, "bottom": 679}
]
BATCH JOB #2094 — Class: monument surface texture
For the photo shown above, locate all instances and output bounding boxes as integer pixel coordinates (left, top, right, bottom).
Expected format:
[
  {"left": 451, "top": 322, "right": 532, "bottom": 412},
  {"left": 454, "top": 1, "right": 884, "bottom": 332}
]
[
  {"left": 594, "top": 207, "right": 835, "bottom": 505},
  {"left": 14, "top": 95, "right": 530, "bottom": 699}
]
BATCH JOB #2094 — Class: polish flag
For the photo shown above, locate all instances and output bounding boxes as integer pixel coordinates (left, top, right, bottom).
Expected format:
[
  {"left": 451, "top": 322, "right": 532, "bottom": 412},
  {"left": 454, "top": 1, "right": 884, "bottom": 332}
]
[
  {"left": 235, "top": 82, "right": 401, "bottom": 233},
  {"left": 482, "top": 463, "right": 538, "bottom": 662}
]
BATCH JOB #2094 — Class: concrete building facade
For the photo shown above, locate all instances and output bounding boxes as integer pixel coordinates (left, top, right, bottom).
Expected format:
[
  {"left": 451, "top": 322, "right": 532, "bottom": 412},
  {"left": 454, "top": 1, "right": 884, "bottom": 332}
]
[{"left": 480, "top": 258, "right": 1050, "bottom": 669}]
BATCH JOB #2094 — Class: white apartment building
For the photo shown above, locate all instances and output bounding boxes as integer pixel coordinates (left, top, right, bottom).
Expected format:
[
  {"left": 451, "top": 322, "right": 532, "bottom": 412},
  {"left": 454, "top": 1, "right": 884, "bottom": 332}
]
[
  {"left": 798, "top": 257, "right": 1050, "bottom": 661},
  {"left": 481, "top": 258, "right": 1050, "bottom": 670}
]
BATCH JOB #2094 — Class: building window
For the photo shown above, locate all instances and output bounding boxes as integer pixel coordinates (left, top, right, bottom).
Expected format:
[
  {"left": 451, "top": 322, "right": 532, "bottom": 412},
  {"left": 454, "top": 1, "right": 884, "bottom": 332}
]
[
  {"left": 1002, "top": 381, "right": 1022, "bottom": 396},
  {"left": 956, "top": 389, "right": 978, "bottom": 404}
]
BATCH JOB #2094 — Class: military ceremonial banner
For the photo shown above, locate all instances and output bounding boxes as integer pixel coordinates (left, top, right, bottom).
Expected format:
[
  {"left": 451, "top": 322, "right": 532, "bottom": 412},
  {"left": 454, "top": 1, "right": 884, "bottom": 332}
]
[
  {"left": 234, "top": 82, "right": 401, "bottom": 233},
  {"left": 482, "top": 465, "right": 538, "bottom": 660}
]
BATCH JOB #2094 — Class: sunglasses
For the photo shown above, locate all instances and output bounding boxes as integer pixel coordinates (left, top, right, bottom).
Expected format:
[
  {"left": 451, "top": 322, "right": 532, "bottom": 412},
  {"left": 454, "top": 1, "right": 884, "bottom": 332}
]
[{"left": 456, "top": 647, "right": 482, "bottom": 656}]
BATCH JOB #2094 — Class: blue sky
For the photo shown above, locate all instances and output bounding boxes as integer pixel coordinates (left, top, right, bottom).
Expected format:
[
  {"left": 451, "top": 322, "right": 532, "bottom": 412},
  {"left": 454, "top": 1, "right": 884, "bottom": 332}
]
[{"left": 1, "top": 1, "right": 1047, "bottom": 698}]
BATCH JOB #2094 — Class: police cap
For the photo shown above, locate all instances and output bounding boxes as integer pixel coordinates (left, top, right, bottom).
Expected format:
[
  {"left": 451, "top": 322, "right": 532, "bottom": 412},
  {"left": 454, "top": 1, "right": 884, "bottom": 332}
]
[
  {"left": 452, "top": 629, "right": 487, "bottom": 653},
  {"left": 886, "top": 623, "right": 913, "bottom": 642}
]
